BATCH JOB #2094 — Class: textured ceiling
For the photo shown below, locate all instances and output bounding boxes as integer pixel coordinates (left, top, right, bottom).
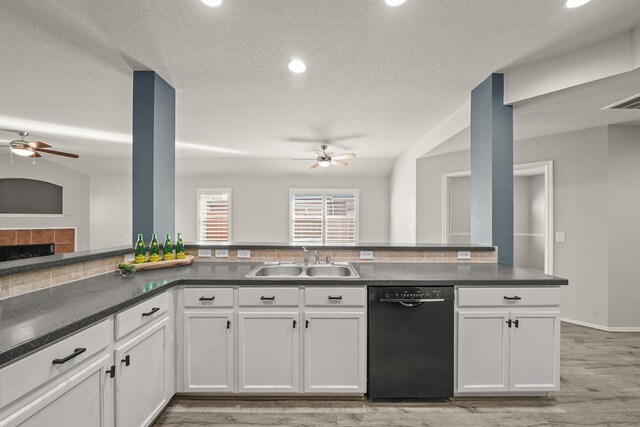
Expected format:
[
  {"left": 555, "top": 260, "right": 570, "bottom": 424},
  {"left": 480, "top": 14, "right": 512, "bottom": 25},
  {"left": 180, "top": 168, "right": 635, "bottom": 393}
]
[{"left": 1, "top": 0, "right": 640, "bottom": 177}]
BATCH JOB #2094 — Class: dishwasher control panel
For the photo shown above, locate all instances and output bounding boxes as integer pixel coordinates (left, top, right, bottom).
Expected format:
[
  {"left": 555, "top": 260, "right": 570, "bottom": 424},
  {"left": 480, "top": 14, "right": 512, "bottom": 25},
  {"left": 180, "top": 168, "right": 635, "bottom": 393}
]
[{"left": 379, "top": 287, "right": 444, "bottom": 302}]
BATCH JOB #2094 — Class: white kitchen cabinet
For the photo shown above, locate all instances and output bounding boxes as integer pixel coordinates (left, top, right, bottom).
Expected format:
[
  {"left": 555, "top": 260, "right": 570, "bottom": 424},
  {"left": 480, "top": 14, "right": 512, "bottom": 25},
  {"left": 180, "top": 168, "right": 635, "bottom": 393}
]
[
  {"left": 183, "top": 311, "right": 233, "bottom": 392},
  {"left": 509, "top": 311, "right": 561, "bottom": 392},
  {"left": 238, "top": 312, "right": 300, "bottom": 392},
  {"left": 0, "top": 353, "right": 114, "bottom": 427},
  {"left": 303, "top": 312, "right": 366, "bottom": 393},
  {"left": 114, "top": 317, "right": 170, "bottom": 427},
  {"left": 456, "top": 286, "right": 561, "bottom": 395},
  {"left": 457, "top": 311, "right": 510, "bottom": 393}
]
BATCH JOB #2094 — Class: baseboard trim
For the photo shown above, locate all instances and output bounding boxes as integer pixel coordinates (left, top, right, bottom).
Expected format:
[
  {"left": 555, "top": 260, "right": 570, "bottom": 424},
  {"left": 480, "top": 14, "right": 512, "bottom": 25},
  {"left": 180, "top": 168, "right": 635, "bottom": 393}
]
[{"left": 562, "top": 318, "right": 640, "bottom": 332}]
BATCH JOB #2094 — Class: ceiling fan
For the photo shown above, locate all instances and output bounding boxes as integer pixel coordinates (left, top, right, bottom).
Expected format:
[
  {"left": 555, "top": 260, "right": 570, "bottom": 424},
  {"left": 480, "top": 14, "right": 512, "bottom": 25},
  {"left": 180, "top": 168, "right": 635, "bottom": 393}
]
[
  {"left": 1, "top": 130, "right": 79, "bottom": 163},
  {"left": 293, "top": 145, "right": 357, "bottom": 169}
]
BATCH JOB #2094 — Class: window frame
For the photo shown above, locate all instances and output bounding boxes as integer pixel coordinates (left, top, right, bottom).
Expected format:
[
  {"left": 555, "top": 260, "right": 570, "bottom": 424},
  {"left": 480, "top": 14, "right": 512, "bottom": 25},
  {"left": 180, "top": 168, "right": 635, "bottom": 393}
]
[
  {"left": 289, "top": 188, "right": 360, "bottom": 245},
  {"left": 196, "top": 188, "right": 232, "bottom": 242}
]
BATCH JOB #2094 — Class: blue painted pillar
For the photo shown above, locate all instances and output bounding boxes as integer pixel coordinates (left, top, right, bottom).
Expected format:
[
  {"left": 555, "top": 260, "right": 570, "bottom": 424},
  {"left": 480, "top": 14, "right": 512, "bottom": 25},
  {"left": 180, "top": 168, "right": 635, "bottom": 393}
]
[
  {"left": 470, "top": 73, "right": 513, "bottom": 265},
  {"left": 132, "top": 71, "right": 175, "bottom": 245}
]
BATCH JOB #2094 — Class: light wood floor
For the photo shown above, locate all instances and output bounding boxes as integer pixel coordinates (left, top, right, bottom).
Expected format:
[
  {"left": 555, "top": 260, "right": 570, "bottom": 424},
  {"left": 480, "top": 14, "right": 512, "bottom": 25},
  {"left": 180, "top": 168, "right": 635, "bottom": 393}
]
[{"left": 153, "top": 323, "right": 640, "bottom": 426}]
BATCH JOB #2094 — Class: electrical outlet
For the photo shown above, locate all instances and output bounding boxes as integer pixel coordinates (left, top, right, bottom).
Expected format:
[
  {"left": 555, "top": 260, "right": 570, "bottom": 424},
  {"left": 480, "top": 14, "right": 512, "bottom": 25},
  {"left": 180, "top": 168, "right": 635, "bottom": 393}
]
[
  {"left": 124, "top": 253, "right": 135, "bottom": 263},
  {"left": 457, "top": 251, "right": 471, "bottom": 260},
  {"left": 215, "top": 249, "right": 229, "bottom": 258},
  {"left": 198, "top": 249, "right": 212, "bottom": 258},
  {"left": 360, "top": 251, "right": 374, "bottom": 260},
  {"left": 555, "top": 232, "right": 566, "bottom": 243},
  {"left": 237, "top": 249, "right": 251, "bottom": 259}
]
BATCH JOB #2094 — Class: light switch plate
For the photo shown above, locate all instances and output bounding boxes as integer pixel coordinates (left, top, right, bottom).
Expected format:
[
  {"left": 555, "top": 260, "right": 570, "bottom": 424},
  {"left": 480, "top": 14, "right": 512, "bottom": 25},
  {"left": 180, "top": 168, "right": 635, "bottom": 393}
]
[
  {"left": 215, "top": 249, "right": 229, "bottom": 258},
  {"left": 360, "top": 251, "right": 374, "bottom": 260},
  {"left": 457, "top": 251, "right": 471, "bottom": 260},
  {"left": 555, "top": 232, "right": 566, "bottom": 243},
  {"left": 237, "top": 249, "right": 251, "bottom": 259},
  {"left": 124, "top": 253, "right": 135, "bottom": 263},
  {"left": 198, "top": 249, "right": 212, "bottom": 258}
]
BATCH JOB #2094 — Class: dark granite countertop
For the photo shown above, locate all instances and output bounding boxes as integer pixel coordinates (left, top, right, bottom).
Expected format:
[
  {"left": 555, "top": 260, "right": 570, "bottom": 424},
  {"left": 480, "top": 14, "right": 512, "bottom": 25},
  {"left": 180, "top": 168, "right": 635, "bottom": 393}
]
[{"left": 0, "top": 261, "right": 566, "bottom": 367}]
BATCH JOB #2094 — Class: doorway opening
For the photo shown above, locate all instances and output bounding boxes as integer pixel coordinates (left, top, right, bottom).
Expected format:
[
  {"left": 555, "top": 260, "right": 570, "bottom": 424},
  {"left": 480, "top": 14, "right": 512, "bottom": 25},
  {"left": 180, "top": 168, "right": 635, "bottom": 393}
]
[{"left": 442, "top": 161, "right": 554, "bottom": 274}]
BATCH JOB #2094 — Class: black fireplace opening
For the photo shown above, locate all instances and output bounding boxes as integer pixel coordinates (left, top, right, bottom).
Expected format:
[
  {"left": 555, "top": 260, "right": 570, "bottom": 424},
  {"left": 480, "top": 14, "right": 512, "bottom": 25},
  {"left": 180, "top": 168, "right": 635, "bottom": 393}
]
[{"left": 0, "top": 243, "right": 55, "bottom": 262}]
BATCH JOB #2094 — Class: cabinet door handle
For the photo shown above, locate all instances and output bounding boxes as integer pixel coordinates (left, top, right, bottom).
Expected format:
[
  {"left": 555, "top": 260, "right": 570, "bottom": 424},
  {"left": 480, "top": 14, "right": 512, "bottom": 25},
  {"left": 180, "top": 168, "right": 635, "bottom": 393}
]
[
  {"left": 328, "top": 295, "right": 343, "bottom": 300},
  {"left": 121, "top": 355, "right": 131, "bottom": 366},
  {"left": 106, "top": 365, "right": 116, "bottom": 378},
  {"left": 293, "top": 320, "right": 297, "bottom": 328},
  {"left": 305, "top": 320, "right": 310, "bottom": 329},
  {"left": 199, "top": 296, "right": 215, "bottom": 301},
  {"left": 506, "top": 319, "right": 512, "bottom": 328},
  {"left": 52, "top": 347, "right": 86, "bottom": 365},
  {"left": 227, "top": 320, "right": 231, "bottom": 329},
  {"left": 503, "top": 296, "right": 522, "bottom": 301},
  {"left": 142, "top": 307, "right": 160, "bottom": 317},
  {"left": 260, "top": 296, "right": 275, "bottom": 301},
  {"left": 514, "top": 319, "right": 520, "bottom": 328}
]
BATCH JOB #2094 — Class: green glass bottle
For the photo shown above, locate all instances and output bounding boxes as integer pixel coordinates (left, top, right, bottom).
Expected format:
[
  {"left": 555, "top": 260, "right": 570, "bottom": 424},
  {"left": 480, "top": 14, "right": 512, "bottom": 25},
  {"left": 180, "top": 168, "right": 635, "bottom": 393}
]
[
  {"left": 163, "top": 234, "right": 173, "bottom": 261},
  {"left": 175, "top": 233, "right": 185, "bottom": 260},
  {"left": 148, "top": 233, "right": 160, "bottom": 262},
  {"left": 134, "top": 234, "right": 146, "bottom": 264}
]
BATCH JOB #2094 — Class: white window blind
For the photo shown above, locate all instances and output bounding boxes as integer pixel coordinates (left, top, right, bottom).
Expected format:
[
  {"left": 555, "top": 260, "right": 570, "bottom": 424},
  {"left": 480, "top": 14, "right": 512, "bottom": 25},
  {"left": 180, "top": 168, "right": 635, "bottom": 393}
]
[
  {"left": 290, "top": 189, "right": 359, "bottom": 244},
  {"left": 197, "top": 189, "right": 231, "bottom": 242}
]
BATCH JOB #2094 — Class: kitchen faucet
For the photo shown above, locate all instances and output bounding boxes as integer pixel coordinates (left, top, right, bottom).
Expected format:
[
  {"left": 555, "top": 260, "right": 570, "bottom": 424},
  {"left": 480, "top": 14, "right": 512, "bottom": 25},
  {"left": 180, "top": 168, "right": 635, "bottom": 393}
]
[
  {"left": 302, "top": 247, "right": 309, "bottom": 266},
  {"left": 315, "top": 250, "right": 320, "bottom": 264}
]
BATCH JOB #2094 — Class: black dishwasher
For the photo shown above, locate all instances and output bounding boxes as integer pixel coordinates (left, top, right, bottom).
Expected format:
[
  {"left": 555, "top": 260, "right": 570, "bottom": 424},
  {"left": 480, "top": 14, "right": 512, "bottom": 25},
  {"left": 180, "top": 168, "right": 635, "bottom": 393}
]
[{"left": 368, "top": 286, "right": 454, "bottom": 400}]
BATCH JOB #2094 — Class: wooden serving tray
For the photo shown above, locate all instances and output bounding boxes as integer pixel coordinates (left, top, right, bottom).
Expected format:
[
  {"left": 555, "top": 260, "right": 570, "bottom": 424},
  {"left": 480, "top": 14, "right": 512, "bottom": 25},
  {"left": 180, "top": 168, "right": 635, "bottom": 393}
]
[{"left": 127, "top": 255, "right": 195, "bottom": 271}]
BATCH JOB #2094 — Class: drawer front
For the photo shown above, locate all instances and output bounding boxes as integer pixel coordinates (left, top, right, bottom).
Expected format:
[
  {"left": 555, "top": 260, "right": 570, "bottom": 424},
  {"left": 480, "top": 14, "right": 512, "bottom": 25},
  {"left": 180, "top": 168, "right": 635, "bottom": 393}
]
[
  {"left": 238, "top": 287, "right": 299, "bottom": 307},
  {"left": 115, "top": 292, "right": 170, "bottom": 339},
  {"left": 305, "top": 287, "right": 366, "bottom": 307},
  {"left": 184, "top": 288, "right": 234, "bottom": 308},
  {"left": 0, "top": 319, "right": 111, "bottom": 409},
  {"left": 457, "top": 287, "right": 561, "bottom": 307}
]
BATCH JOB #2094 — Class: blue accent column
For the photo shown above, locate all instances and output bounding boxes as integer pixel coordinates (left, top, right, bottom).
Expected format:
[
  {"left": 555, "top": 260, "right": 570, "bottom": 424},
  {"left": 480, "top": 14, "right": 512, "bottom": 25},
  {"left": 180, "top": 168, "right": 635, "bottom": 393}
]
[
  {"left": 470, "top": 73, "right": 513, "bottom": 265},
  {"left": 132, "top": 71, "right": 175, "bottom": 244}
]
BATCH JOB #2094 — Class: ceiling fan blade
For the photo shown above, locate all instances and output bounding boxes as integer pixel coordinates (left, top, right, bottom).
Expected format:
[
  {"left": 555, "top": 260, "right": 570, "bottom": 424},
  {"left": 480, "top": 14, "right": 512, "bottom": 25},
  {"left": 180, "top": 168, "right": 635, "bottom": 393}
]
[
  {"left": 36, "top": 148, "right": 79, "bottom": 158},
  {"left": 0, "top": 128, "right": 22, "bottom": 135},
  {"left": 313, "top": 150, "right": 324, "bottom": 157},
  {"left": 286, "top": 137, "right": 327, "bottom": 143},
  {"left": 28, "top": 152, "right": 42, "bottom": 158},
  {"left": 26, "top": 141, "right": 51, "bottom": 149},
  {"left": 292, "top": 158, "right": 316, "bottom": 161},
  {"left": 310, "top": 163, "right": 319, "bottom": 169},
  {"left": 331, "top": 159, "right": 348, "bottom": 167},
  {"left": 331, "top": 153, "right": 356, "bottom": 161}
]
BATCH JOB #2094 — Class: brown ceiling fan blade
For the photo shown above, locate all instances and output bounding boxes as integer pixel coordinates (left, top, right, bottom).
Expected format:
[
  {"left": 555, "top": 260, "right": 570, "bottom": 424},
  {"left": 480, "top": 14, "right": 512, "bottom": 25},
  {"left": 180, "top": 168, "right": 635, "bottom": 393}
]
[
  {"left": 310, "top": 162, "right": 319, "bottom": 169},
  {"left": 37, "top": 148, "right": 79, "bottom": 158},
  {"left": 331, "top": 153, "right": 356, "bottom": 160},
  {"left": 331, "top": 159, "right": 348, "bottom": 167},
  {"left": 313, "top": 150, "right": 325, "bottom": 157},
  {"left": 26, "top": 141, "right": 51, "bottom": 149},
  {"left": 292, "top": 158, "right": 316, "bottom": 161}
]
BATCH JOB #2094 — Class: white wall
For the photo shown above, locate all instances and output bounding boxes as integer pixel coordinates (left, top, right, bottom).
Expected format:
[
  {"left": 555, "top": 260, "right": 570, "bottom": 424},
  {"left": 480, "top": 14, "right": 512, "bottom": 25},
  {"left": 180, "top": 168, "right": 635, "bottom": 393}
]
[
  {"left": 0, "top": 155, "right": 90, "bottom": 250},
  {"left": 416, "top": 126, "right": 611, "bottom": 327},
  {"left": 607, "top": 125, "right": 640, "bottom": 329},
  {"left": 176, "top": 176, "right": 390, "bottom": 243},
  {"left": 88, "top": 174, "right": 390, "bottom": 247}
]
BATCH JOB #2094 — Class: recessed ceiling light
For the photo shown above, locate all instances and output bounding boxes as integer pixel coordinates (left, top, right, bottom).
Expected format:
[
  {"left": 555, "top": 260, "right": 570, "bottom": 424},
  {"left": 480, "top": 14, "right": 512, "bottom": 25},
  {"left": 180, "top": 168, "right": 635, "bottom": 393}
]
[
  {"left": 385, "top": 0, "right": 407, "bottom": 6},
  {"left": 201, "top": 0, "right": 222, "bottom": 7},
  {"left": 288, "top": 59, "right": 307, "bottom": 74},
  {"left": 565, "top": 0, "right": 592, "bottom": 8}
]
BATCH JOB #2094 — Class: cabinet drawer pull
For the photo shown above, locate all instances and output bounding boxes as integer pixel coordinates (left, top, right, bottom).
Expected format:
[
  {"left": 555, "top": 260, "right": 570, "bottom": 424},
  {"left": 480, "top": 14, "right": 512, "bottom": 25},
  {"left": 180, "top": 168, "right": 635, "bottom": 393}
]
[
  {"left": 260, "top": 296, "right": 275, "bottom": 301},
  {"left": 328, "top": 295, "right": 343, "bottom": 300},
  {"left": 503, "top": 296, "right": 522, "bottom": 301},
  {"left": 514, "top": 319, "right": 520, "bottom": 328},
  {"left": 121, "top": 355, "right": 131, "bottom": 366},
  {"left": 305, "top": 320, "right": 310, "bottom": 329},
  {"left": 52, "top": 347, "right": 86, "bottom": 365},
  {"left": 293, "top": 320, "right": 298, "bottom": 328},
  {"left": 142, "top": 307, "right": 160, "bottom": 317},
  {"left": 506, "top": 319, "right": 513, "bottom": 328},
  {"left": 199, "top": 296, "right": 216, "bottom": 301},
  {"left": 227, "top": 320, "right": 231, "bottom": 329},
  {"left": 106, "top": 365, "right": 116, "bottom": 378}
]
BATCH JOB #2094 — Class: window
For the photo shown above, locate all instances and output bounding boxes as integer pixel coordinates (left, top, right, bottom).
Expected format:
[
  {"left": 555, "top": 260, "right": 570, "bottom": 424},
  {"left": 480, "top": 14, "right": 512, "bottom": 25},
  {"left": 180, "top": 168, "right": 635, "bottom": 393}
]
[
  {"left": 290, "top": 189, "right": 359, "bottom": 244},
  {"left": 197, "top": 188, "right": 231, "bottom": 242}
]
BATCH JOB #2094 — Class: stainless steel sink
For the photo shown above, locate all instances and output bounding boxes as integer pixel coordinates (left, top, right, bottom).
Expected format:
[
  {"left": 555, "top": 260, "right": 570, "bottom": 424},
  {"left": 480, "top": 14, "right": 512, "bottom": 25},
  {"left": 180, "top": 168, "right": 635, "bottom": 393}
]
[
  {"left": 305, "top": 265, "right": 353, "bottom": 277},
  {"left": 245, "top": 262, "right": 359, "bottom": 279},
  {"left": 252, "top": 265, "right": 304, "bottom": 277}
]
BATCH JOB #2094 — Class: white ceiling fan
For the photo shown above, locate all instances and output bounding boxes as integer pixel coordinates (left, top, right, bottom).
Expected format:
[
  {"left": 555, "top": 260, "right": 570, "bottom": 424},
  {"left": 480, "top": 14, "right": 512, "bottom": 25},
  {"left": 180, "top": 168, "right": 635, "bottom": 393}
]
[{"left": 293, "top": 144, "right": 357, "bottom": 169}]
